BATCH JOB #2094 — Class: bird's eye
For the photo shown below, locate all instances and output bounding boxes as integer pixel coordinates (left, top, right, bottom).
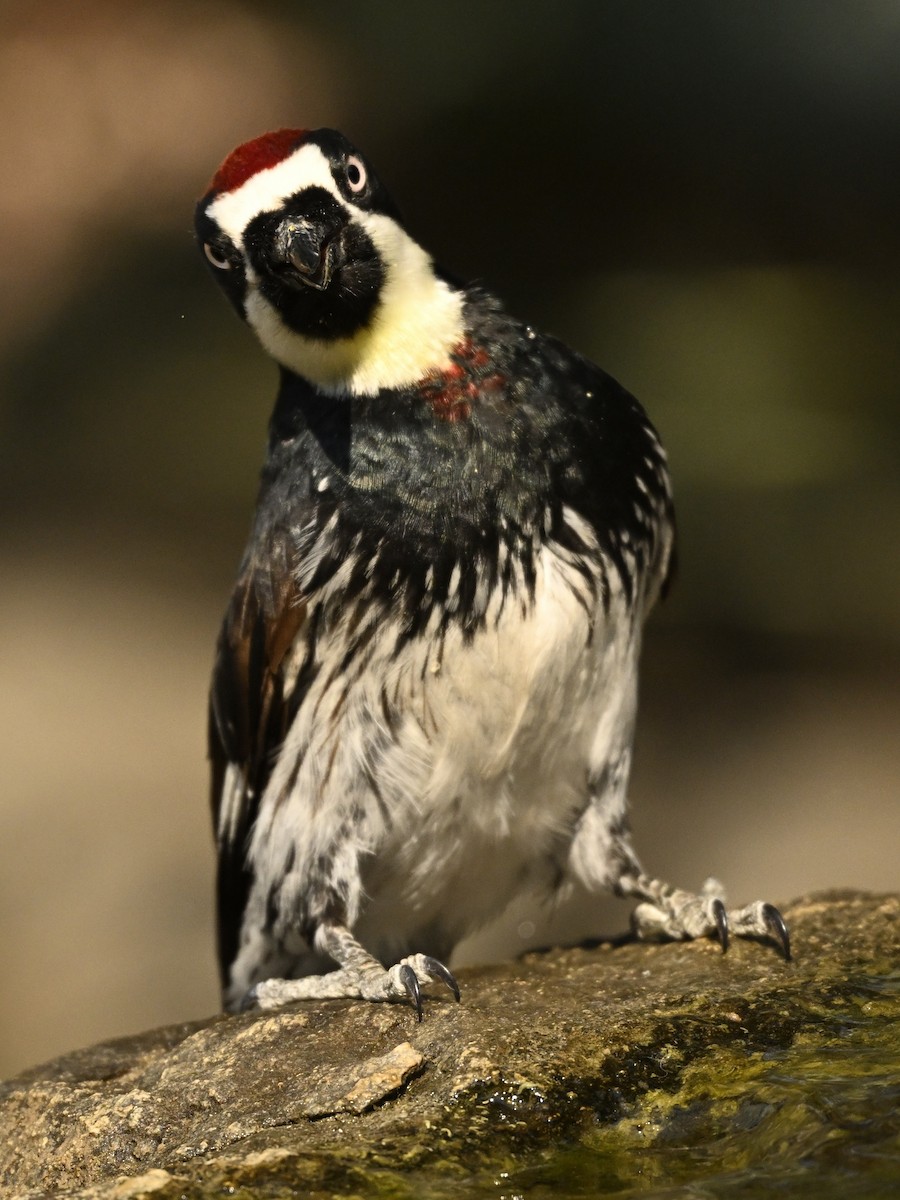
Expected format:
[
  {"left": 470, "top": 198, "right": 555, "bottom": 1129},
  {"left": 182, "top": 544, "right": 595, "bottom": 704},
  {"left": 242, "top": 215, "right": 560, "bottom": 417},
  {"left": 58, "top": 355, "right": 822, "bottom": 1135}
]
[
  {"left": 204, "top": 242, "right": 232, "bottom": 270},
  {"left": 345, "top": 155, "right": 367, "bottom": 193}
]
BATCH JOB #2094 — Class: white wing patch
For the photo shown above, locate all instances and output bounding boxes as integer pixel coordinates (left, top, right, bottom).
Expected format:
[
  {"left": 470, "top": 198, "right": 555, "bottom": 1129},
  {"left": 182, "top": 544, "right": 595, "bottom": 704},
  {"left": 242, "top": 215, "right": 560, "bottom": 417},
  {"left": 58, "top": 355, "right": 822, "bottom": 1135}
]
[{"left": 218, "top": 761, "right": 250, "bottom": 848}]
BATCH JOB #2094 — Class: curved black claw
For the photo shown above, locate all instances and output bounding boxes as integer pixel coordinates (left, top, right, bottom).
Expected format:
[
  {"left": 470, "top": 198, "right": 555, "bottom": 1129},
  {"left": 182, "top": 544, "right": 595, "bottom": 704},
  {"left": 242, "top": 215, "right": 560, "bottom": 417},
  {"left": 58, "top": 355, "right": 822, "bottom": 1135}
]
[
  {"left": 423, "top": 955, "right": 461, "bottom": 1002},
  {"left": 238, "top": 986, "right": 259, "bottom": 1013},
  {"left": 399, "top": 963, "right": 424, "bottom": 1021},
  {"left": 762, "top": 903, "right": 792, "bottom": 962},
  {"left": 711, "top": 898, "right": 729, "bottom": 953}
]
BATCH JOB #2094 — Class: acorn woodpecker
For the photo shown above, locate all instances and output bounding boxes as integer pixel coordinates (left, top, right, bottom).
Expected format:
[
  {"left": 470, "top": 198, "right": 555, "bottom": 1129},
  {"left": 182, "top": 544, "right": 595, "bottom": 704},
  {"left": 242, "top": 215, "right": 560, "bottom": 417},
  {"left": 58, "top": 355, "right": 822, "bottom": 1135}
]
[{"left": 196, "top": 128, "right": 790, "bottom": 1019}]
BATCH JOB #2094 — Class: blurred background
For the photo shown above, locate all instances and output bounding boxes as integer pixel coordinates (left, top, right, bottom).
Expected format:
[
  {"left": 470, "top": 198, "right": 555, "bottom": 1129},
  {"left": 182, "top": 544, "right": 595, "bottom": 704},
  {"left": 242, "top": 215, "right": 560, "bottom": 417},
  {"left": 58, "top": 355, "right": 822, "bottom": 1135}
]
[{"left": 1, "top": 0, "right": 898, "bottom": 1080}]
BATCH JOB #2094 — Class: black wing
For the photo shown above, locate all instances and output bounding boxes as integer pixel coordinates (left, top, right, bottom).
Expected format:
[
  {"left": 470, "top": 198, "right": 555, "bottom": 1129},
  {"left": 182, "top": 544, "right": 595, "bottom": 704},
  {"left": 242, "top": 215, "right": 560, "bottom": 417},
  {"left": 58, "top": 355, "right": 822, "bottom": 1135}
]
[{"left": 208, "top": 532, "right": 307, "bottom": 988}]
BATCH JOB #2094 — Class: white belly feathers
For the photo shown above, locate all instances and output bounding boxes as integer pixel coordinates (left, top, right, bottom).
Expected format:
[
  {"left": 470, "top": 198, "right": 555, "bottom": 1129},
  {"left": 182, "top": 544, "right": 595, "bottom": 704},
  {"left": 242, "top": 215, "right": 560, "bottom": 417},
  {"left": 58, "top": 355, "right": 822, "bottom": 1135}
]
[{"left": 247, "top": 529, "right": 641, "bottom": 958}]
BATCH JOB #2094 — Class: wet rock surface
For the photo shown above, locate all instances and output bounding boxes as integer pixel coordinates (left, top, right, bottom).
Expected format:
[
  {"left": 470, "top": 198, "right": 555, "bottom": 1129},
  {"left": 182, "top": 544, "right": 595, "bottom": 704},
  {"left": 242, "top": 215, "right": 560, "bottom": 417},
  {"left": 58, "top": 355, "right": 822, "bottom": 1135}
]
[{"left": 2, "top": 890, "right": 898, "bottom": 1199}]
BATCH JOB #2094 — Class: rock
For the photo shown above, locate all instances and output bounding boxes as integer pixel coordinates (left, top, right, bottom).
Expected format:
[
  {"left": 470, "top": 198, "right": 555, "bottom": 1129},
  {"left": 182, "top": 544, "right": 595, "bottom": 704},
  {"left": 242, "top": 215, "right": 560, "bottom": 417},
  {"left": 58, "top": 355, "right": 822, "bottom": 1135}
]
[{"left": 1, "top": 891, "right": 898, "bottom": 1198}]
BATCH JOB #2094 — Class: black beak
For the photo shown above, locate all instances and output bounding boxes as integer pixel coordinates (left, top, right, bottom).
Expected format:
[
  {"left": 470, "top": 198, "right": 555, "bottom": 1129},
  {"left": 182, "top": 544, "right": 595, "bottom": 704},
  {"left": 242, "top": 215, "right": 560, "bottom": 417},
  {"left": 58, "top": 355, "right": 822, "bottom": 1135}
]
[{"left": 273, "top": 216, "right": 344, "bottom": 291}]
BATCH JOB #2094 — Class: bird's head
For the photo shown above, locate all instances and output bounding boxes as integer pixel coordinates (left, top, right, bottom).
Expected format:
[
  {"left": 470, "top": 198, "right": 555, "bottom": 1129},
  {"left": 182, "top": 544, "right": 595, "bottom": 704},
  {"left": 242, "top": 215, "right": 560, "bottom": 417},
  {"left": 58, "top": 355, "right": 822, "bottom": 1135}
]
[{"left": 195, "top": 128, "right": 464, "bottom": 396}]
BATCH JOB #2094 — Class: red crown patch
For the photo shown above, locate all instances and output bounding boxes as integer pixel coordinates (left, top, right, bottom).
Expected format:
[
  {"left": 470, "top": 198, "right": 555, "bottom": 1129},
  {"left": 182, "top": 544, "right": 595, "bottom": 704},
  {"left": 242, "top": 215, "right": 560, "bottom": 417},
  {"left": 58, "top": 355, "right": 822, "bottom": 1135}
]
[{"left": 206, "top": 128, "right": 310, "bottom": 196}]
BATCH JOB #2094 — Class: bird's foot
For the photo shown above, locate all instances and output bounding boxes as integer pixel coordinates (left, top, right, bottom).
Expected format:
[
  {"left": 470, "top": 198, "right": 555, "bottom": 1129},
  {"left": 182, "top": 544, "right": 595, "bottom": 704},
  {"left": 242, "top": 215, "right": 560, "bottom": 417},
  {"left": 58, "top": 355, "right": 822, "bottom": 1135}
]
[
  {"left": 626, "top": 876, "right": 791, "bottom": 960},
  {"left": 242, "top": 951, "right": 460, "bottom": 1020}
]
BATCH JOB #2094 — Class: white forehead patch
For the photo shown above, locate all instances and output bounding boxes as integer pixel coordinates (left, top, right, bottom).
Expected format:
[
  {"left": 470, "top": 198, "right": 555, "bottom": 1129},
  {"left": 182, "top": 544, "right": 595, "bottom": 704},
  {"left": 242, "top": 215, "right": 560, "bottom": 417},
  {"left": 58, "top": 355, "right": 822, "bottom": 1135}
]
[{"left": 205, "top": 142, "right": 344, "bottom": 246}]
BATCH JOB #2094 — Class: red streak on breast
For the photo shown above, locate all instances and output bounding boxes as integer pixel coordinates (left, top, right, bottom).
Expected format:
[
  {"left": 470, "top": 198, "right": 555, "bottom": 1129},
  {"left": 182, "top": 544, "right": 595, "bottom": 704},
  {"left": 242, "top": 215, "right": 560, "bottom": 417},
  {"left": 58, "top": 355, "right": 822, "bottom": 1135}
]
[
  {"left": 419, "top": 338, "right": 507, "bottom": 423},
  {"left": 206, "top": 128, "right": 310, "bottom": 196}
]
